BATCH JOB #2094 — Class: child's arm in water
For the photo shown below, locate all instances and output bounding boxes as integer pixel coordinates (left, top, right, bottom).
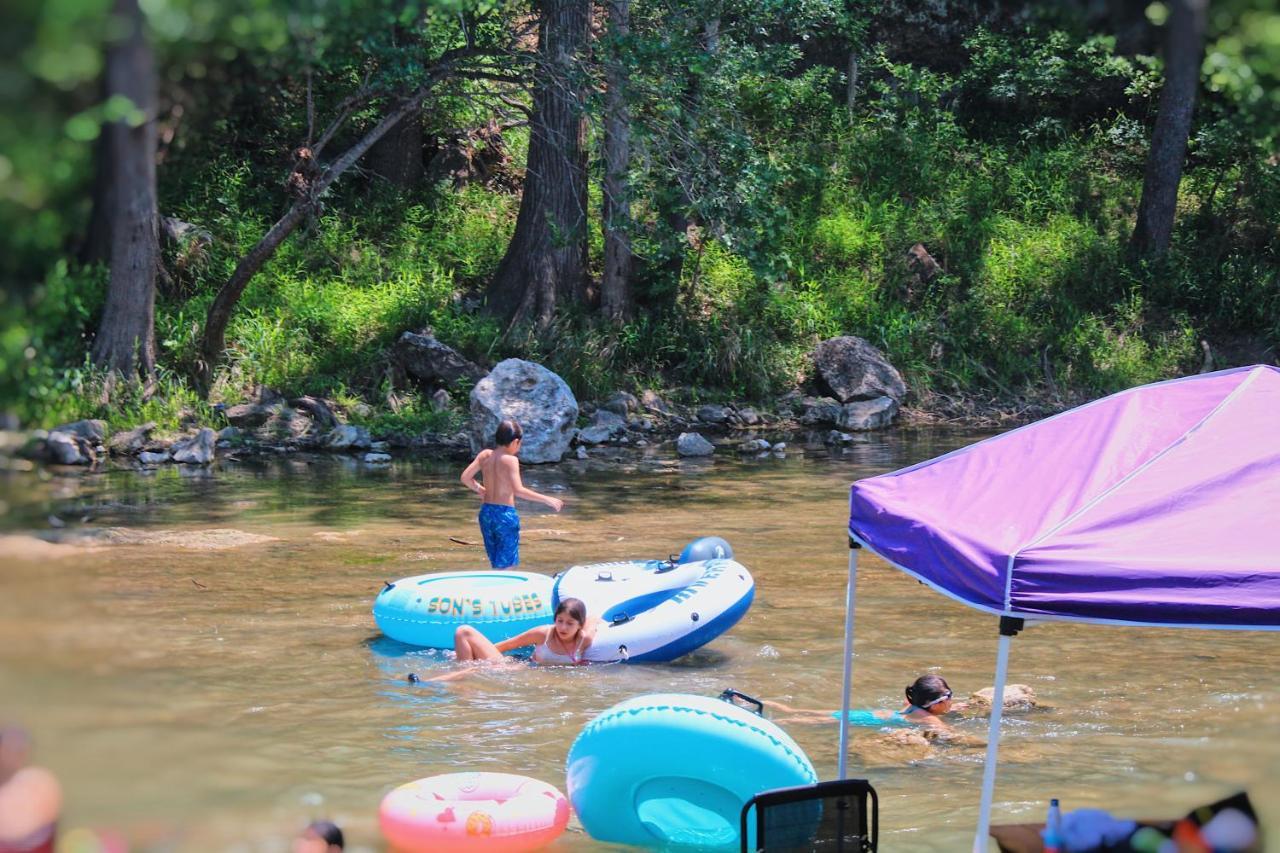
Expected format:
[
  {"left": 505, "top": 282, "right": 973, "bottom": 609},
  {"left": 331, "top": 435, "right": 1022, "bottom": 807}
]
[
  {"left": 505, "top": 456, "right": 563, "bottom": 512},
  {"left": 460, "top": 450, "right": 491, "bottom": 498}
]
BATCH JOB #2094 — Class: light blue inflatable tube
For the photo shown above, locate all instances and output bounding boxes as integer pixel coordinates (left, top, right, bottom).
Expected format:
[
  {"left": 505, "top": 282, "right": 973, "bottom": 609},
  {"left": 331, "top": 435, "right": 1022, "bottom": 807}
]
[
  {"left": 567, "top": 693, "right": 818, "bottom": 849},
  {"left": 373, "top": 571, "right": 553, "bottom": 648}
]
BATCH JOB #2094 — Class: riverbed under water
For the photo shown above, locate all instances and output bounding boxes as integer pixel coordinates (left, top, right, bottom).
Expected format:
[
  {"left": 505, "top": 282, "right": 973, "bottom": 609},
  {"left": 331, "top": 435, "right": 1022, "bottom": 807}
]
[{"left": 1, "top": 431, "right": 1277, "bottom": 851}]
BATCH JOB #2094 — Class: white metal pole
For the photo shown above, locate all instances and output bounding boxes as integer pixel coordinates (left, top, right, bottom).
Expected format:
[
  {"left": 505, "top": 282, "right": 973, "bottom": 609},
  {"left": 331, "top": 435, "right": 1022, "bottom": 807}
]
[
  {"left": 973, "top": 617, "right": 1021, "bottom": 853},
  {"left": 837, "top": 542, "right": 859, "bottom": 779}
]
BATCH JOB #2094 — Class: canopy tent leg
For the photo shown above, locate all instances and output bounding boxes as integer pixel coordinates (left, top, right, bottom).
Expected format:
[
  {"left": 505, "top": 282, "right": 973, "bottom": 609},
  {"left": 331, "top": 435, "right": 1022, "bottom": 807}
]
[
  {"left": 973, "top": 616, "right": 1023, "bottom": 853},
  {"left": 837, "top": 539, "right": 860, "bottom": 779}
]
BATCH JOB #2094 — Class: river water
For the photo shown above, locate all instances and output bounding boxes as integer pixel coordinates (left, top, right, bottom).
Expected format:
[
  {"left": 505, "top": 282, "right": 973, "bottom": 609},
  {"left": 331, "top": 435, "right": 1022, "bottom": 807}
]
[{"left": 1, "top": 431, "right": 1276, "bottom": 852}]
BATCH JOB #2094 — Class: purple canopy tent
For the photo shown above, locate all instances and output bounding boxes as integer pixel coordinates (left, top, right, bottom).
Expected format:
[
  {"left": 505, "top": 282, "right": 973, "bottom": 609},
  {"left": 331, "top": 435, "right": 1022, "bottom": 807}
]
[{"left": 838, "top": 364, "right": 1280, "bottom": 851}]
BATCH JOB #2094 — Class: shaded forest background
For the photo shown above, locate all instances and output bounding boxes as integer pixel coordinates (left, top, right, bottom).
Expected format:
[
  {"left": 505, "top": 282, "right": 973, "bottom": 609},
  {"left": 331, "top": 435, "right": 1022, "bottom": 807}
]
[{"left": 2, "top": 0, "right": 1277, "bottom": 435}]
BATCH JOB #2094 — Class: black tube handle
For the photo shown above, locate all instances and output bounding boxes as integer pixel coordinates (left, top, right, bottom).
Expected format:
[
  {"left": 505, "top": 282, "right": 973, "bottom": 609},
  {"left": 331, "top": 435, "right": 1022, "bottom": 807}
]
[{"left": 718, "top": 688, "right": 764, "bottom": 716}]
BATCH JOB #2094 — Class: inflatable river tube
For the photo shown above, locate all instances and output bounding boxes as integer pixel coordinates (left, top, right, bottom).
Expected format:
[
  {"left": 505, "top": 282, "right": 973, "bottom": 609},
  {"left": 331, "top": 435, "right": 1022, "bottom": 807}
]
[
  {"left": 567, "top": 693, "right": 817, "bottom": 849},
  {"left": 552, "top": 554, "right": 754, "bottom": 663},
  {"left": 373, "top": 571, "right": 553, "bottom": 649},
  {"left": 380, "top": 771, "right": 569, "bottom": 853}
]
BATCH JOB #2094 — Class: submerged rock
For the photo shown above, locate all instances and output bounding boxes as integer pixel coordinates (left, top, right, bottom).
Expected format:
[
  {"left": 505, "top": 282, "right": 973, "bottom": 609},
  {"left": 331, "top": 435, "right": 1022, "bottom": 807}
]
[
  {"left": 838, "top": 397, "right": 899, "bottom": 431},
  {"left": 171, "top": 428, "right": 217, "bottom": 464},
  {"left": 676, "top": 432, "right": 715, "bottom": 457},
  {"left": 968, "top": 684, "right": 1037, "bottom": 711}
]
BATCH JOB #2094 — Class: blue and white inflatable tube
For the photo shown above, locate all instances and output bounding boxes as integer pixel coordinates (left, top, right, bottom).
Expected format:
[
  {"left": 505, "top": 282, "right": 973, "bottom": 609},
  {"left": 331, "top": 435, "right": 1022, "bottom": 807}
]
[
  {"left": 373, "top": 571, "right": 553, "bottom": 648},
  {"left": 552, "top": 555, "right": 754, "bottom": 663},
  {"left": 567, "top": 693, "right": 818, "bottom": 849}
]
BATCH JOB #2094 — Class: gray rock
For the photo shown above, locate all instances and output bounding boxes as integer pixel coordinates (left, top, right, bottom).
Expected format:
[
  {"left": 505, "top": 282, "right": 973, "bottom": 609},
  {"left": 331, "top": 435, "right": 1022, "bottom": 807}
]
[
  {"left": 391, "top": 330, "right": 485, "bottom": 388},
  {"left": 469, "top": 359, "right": 578, "bottom": 464},
  {"left": 676, "top": 432, "right": 715, "bottom": 457},
  {"left": 369, "top": 441, "right": 390, "bottom": 452},
  {"left": 171, "top": 428, "right": 217, "bottom": 464},
  {"left": 430, "top": 389, "right": 452, "bottom": 411},
  {"left": 324, "top": 424, "right": 373, "bottom": 451},
  {"left": 51, "top": 419, "right": 107, "bottom": 443},
  {"left": 575, "top": 445, "right": 589, "bottom": 460},
  {"left": 737, "top": 407, "right": 762, "bottom": 426},
  {"left": 639, "top": 390, "right": 671, "bottom": 415},
  {"left": 576, "top": 410, "right": 627, "bottom": 445},
  {"left": 363, "top": 452, "right": 392, "bottom": 464},
  {"left": 813, "top": 336, "right": 907, "bottom": 402},
  {"left": 772, "top": 442, "right": 787, "bottom": 453},
  {"left": 634, "top": 438, "right": 649, "bottom": 447},
  {"left": 108, "top": 421, "right": 156, "bottom": 456},
  {"left": 138, "top": 450, "right": 170, "bottom": 465},
  {"left": 288, "top": 395, "right": 338, "bottom": 431},
  {"left": 224, "top": 403, "right": 275, "bottom": 428},
  {"left": 799, "top": 397, "right": 843, "bottom": 426},
  {"left": 824, "top": 430, "right": 854, "bottom": 445},
  {"left": 46, "top": 431, "right": 91, "bottom": 465},
  {"left": 695, "top": 404, "right": 732, "bottom": 424},
  {"left": 738, "top": 438, "right": 771, "bottom": 453},
  {"left": 601, "top": 391, "right": 639, "bottom": 416},
  {"left": 838, "top": 396, "right": 899, "bottom": 431},
  {"left": 217, "top": 426, "right": 242, "bottom": 442}
]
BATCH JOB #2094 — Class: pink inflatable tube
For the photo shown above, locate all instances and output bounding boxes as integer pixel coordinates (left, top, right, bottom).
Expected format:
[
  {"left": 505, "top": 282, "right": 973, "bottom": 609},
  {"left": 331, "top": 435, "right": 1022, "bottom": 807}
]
[{"left": 379, "top": 771, "right": 570, "bottom": 853}]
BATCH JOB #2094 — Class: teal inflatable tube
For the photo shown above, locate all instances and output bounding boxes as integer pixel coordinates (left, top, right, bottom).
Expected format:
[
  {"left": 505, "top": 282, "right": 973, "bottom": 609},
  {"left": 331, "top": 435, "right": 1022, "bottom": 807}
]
[
  {"left": 373, "top": 571, "right": 553, "bottom": 648},
  {"left": 567, "top": 693, "right": 818, "bottom": 849}
]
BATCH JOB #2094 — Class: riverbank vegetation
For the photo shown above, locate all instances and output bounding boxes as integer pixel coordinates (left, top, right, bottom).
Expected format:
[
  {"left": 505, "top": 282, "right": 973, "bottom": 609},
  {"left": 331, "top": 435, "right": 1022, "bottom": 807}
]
[{"left": 3, "top": 0, "right": 1277, "bottom": 434}]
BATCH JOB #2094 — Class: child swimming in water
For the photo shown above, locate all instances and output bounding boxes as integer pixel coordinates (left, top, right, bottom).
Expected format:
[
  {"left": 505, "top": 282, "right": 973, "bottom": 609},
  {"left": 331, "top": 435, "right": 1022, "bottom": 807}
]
[
  {"left": 762, "top": 674, "right": 965, "bottom": 735},
  {"left": 460, "top": 418, "right": 564, "bottom": 569},
  {"left": 419, "top": 598, "right": 598, "bottom": 683}
]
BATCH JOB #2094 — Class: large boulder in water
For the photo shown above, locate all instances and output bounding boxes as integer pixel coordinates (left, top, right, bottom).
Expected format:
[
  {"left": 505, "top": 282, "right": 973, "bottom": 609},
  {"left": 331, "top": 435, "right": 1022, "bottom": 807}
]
[
  {"left": 469, "top": 359, "right": 578, "bottom": 464},
  {"left": 813, "top": 336, "right": 906, "bottom": 403}
]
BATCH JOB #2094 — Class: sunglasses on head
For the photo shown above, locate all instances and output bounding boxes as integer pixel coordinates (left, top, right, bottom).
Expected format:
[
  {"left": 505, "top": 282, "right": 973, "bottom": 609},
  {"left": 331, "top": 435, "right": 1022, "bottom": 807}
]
[{"left": 920, "top": 690, "right": 953, "bottom": 709}]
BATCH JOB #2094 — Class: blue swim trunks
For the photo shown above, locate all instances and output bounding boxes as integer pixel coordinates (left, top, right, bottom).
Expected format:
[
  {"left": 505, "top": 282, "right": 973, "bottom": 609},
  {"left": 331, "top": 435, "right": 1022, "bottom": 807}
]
[{"left": 478, "top": 503, "right": 520, "bottom": 568}]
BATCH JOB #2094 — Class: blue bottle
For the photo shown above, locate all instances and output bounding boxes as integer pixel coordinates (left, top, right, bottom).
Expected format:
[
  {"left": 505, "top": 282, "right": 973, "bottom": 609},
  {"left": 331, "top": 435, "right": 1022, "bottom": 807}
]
[{"left": 1043, "top": 798, "right": 1063, "bottom": 853}]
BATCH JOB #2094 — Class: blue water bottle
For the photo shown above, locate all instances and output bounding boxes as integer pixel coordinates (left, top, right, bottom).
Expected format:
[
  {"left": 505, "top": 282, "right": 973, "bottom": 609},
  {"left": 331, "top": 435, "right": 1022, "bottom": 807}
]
[{"left": 1042, "top": 798, "right": 1063, "bottom": 853}]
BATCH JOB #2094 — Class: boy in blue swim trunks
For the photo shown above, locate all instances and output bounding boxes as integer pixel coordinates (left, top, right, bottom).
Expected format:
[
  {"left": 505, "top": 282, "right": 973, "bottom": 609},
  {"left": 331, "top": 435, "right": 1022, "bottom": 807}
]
[{"left": 460, "top": 419, "right": 564, "bottom": 568}]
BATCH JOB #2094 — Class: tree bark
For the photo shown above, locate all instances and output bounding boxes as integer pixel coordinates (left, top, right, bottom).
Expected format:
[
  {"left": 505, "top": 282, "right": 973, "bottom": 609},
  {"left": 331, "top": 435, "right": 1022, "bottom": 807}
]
[
  {"left": 80, "top": 108, "right": 115, "bottom": 266},
  {"left": 486, "top": 0, "right": 591, "bottom": 327},
  {"left": 367, "top": 107, "right": 425, "bottom": 187},
  {"left": 197, "top": 61, "right": 462, "bottom": 388},
  {"left": 600, "top": 0, "right": 632, "bottom": 321},
  {"left": 1129, "top": 0, "right": 1208, "bottom": 260},
  {"left": 846, "top": 50, "right": 859, "bottom": 113},
  {"left": 90, "top": 0, "right": 159, "bottom": 379}
]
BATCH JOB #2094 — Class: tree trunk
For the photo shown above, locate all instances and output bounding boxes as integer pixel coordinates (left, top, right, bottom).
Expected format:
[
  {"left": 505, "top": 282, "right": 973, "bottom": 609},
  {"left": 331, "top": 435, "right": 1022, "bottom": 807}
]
[
  {"left": 80, "top": 107, "right": 116, "bottom": 266},
  {"left": 659, "top": 15, "right": 718, "bottom": 289},
  {"left": 846, "top": 50, "right": 859, "bottom": 113},
  {"left": 1129, "top": 0, "right": 1208, "bottom": 260},
  {"left": 1108, "top": 0, "right": 1155, "bottom": 56},
  {"left": 90, "top": 0, "right": 158, "bottom": 379},
  {"left": 600, "top": 0, "right": 632, "bottom": 321},
  {"left": 486, "top": 0, "right": 591, "bottom": 327},
  {"left": 367, "top": 107, "right": 424, "bottom": 187},
  {"left": 198, "top": 62, "right": 461, "bottom": 388}
]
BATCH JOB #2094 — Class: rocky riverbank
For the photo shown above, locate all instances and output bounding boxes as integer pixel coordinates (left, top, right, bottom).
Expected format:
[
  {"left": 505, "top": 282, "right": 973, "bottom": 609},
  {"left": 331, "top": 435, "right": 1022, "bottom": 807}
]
[{"left": 3, "top": 334, "right": 1071, "bottom": 473}]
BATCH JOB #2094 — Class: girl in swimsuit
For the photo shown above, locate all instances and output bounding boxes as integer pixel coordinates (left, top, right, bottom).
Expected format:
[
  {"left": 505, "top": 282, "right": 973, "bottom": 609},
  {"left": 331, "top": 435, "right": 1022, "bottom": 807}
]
[
  {"left": 420, "top": 598, "right": 598, "bottom": 682},
  {"left": 761, "top": 674, "right": 964, "bottom": 735}
]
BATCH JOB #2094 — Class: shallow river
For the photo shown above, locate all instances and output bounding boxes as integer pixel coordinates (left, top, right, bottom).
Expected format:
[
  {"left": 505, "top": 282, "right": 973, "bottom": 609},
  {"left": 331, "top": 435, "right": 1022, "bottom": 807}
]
[{"left": 1, "top": 431, "right": 1277, "bottom": 852}]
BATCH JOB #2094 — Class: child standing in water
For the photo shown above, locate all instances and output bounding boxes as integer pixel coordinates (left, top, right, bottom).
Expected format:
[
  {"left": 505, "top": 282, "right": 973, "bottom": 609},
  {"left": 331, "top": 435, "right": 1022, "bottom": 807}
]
[{"left": 460, "top": 419, "right": 564, "bottom": 568}]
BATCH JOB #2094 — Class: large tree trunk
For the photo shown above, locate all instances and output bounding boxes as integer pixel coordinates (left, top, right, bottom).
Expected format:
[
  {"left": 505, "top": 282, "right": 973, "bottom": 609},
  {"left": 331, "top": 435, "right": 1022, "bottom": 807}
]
[
  {"left": 486, "top": 0, "right": 591, "bottom": 327},
  {"left": 1129, "top": 0, "right": 1208, "bottom": 260},
  {"left": 198, "top": 62, "right": 462, "bottom": 389},
  {"left": 367, "top": 108, "right": 424, "bottom": 187},
  {"left": 80, "top": 110, "right": 115, "bottom": 266},
  {"left": 659, "top": 16, "right": 718, "bottom": 289},
  {"left": 600, "top": 0, "right": 632, "bottom": 321},
  {"left": 90, "top": 0, "right": 158, "bottom": 379}
]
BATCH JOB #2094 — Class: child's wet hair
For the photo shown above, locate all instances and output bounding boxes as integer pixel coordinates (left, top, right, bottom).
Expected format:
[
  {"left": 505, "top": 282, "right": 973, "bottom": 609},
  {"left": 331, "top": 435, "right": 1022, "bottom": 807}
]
[
  {"left": 555, "top": 597, "right": 587, "bottom": 625},
  {"left": 306, "top": 820, "right": 344, "bottom": 849},
  {"left": 905, "top": 674, "right": 951, "bottom": 708},
  {"left": 495, "top": 419, "right": 523, "bottom": 446}
]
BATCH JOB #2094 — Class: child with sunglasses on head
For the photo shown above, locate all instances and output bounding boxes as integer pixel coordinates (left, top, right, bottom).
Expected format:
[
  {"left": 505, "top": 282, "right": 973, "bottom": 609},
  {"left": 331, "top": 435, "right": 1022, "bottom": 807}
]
[{"left": 762, "top": 674, "right": 965, "bottom": 735}]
